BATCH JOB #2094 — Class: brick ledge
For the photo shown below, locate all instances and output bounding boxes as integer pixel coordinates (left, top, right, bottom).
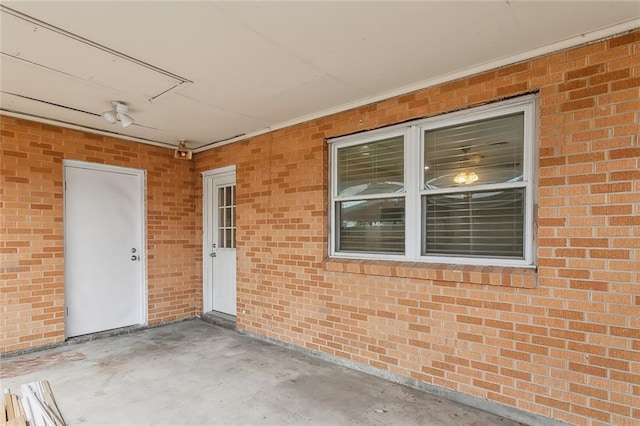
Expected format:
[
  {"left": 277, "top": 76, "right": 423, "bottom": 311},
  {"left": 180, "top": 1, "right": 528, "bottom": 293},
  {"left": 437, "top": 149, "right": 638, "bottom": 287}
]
[{"left": 324, "top": 258, "right": 537, "bottom": 289}]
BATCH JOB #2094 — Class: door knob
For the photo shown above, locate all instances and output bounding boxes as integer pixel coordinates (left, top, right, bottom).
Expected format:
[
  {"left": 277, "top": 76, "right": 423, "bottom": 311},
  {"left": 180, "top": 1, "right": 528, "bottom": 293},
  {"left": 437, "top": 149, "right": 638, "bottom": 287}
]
[
  {"left": 210, "top": 253, "right": 216, "bottom": 257},
  {"left": 131, "top": 255, "right": 139, "bottom": 261}
]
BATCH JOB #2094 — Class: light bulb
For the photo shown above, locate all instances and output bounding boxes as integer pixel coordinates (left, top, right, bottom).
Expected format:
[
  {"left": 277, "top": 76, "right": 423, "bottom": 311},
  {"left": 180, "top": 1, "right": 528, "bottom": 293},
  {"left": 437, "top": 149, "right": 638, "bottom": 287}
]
[{"left": 101, "top": 110, "right": 117, "bottom": 124}]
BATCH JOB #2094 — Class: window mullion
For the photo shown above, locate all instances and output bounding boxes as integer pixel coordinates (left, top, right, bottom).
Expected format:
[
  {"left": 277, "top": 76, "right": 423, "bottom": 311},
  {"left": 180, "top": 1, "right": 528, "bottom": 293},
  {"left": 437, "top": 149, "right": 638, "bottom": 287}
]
[
  {"left": 329, "top": 141, "right": 337, "bottom": 255},
  {"left": 421, "top": 180, "right": 527, "bottom": 196},
  {"left": 524, "top": 100, "right": 536, "bottom": 265},
  {"left": 405, "top": 126, "right": 420, "bottom": 261},
  {"left": 334, "top": 192, "right": 406, "bottom": 202}
]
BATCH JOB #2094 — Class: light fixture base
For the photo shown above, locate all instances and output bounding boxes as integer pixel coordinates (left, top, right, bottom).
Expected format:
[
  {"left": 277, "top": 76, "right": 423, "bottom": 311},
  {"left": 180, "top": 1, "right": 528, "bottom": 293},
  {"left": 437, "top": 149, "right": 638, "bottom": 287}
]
[
  {"left": 174, "top": 140, "right": 193, "bottom": 160},
  {"left": 101, "top": 101, "right": 135, "bottom": 127}
]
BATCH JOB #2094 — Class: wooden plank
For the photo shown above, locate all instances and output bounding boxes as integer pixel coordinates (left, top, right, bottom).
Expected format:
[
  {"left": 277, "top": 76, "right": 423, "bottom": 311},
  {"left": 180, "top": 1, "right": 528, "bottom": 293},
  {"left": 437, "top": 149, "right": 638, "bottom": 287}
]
[
  {"left": 41, "top": 381, "right": 65, "bottom": 426},
  {"left": 4, "top": 394, "right": 14, "bottom": 421},
  {"left": 1, "top": 396, "right": 7, "bottom": 426},
  {"left": 10, "top": 396, "right": 20, "bottom": 420},
  {"left": 7, "top": 417, "right": 27, "bottom": 426}
]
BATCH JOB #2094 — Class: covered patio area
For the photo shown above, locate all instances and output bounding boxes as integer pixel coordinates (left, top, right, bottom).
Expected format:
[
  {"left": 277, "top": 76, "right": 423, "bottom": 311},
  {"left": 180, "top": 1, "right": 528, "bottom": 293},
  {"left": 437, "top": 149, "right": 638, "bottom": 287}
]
[{"left": 1, "top": 320, "right": 523, "bottom": 425}]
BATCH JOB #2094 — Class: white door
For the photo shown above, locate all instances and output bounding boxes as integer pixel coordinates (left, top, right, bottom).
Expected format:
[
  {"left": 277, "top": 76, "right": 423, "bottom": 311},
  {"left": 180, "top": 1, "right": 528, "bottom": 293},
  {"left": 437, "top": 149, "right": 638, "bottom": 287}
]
[
  {"left": 203, "top": 168, "right": 236, "bottom": 316},
  {"left": 64, "top": 161, "right": 145, "bottom": 337}
]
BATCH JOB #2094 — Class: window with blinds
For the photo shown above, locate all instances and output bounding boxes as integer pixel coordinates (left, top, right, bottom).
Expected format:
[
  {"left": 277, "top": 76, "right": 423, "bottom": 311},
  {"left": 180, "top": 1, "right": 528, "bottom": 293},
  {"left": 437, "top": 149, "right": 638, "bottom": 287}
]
[
  {"left": 422, "top": 113, "right": 526, "bottom": 259},
  {"left": 423, "top": 188, "right": 525, "bottom": 257},
  {"left": 334, "top": 136, "right": 405, "bottom": 254},
  {"left": 329, "top": 95, "right": 535, "bottom": 267}
]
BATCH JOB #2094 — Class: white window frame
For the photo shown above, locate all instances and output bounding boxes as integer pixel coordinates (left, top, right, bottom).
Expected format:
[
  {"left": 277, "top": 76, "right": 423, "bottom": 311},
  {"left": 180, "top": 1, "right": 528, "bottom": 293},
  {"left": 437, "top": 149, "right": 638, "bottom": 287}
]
[
  {"left": 328, "top": 95, "right": 537, "bottom": 268},
  {"left": 329, "top": 127, "right": 410, "bottom": 260}
]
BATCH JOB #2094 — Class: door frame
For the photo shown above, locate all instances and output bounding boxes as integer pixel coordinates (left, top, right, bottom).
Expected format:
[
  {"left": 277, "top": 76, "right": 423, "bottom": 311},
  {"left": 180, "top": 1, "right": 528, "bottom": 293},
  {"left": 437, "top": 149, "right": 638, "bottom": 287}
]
[
  {"left": 63, "top": 159, "right": 148, "bottom": 335},
  {"left": 202, "top": 165, "right": 236, "bottom": 313}
]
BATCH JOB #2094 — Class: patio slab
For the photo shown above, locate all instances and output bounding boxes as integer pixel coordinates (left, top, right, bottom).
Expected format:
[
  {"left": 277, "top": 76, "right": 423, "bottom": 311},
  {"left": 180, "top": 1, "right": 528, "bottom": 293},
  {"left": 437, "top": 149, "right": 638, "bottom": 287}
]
[{"left": 1, "top": 319, "right": 524, "bottom": 425}]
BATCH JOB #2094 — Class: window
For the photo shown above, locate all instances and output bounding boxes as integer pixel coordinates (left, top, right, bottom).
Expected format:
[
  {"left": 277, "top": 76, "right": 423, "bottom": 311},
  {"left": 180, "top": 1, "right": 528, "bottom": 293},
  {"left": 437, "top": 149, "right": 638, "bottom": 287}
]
[{"left": 329, "top": 95, "right": 536, "bottom": 267}]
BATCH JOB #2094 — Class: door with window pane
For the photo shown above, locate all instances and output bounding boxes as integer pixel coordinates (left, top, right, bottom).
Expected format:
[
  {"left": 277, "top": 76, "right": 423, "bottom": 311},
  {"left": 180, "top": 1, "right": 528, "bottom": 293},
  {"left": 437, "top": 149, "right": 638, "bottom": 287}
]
[{"left": 204, "top": 171, "right": 236, "bottom": 316}]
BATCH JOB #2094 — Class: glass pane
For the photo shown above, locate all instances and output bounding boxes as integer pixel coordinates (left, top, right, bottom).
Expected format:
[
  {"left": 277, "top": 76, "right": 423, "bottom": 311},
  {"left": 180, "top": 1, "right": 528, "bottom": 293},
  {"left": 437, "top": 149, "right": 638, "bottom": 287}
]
[
  {"left": 337, "top": 198, "right": 405, "bottom": 254},
  {"left": 218, "top": 187, "right": 225, "bottom": 205},
  {"left": 225, "top": 207, "right": 232, "bottom": 228},
  {"left": 218, "top": 207, "right": 225, "bottom": 227},
  {"left": 337, "top": 136, "right": 404, "bottom": 196},
  {"left": 218, "top": 229, "right": 225, "bottom": 247},
  {"left": 231, "top": 186, "right": 236, "bottom": 206},
  {"left": 231, "top": 206, "right": 235, "bottom": 228},
  {"left": 225, "top": 228, "right": 232, "bottom": 248},
  {"left": 225, "top": 186, "right": 232, "bottom": 207},
  {"left": 424, "top": 113, "right": 524, "bottom": 189},
  {"left": 231, "top": 229, "right": 235, "bottom": 249},
  {"left": 422, "top": 188, "right": 525, "bottom": 258}
]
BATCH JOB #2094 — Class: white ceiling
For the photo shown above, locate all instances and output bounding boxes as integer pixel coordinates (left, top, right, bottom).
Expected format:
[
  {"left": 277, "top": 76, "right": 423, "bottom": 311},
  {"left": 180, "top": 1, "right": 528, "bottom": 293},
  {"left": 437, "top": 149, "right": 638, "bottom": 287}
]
[{"left": 1, "top": 1, "right": 639, "bottom": 152}]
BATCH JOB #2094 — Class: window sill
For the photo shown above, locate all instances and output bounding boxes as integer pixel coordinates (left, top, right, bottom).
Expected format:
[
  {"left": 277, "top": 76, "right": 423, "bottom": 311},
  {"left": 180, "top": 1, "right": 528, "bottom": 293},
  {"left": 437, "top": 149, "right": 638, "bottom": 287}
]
[{"left": 324, "top": 258, "right": 537, "bottom": 289}]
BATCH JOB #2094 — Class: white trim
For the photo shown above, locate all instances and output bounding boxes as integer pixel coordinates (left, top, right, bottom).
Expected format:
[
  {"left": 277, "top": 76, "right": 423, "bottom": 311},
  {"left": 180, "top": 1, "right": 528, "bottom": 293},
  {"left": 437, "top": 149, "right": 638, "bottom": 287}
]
[
  {"left": 328, "top": 125, "right": 409, "bottom": 146},
  {"left": 62, "top": 159, "right": 148, "bottom": 331},
  {"left": 330, "top": 130, "right": 408, "bottom": 256},
  {"left": 329, "top": 142, "right": 337, "bottom": 255},
  {"left": 420, "top": 181, "right": 526, "bottom": 197},
  {"left": 63, "top": 159, "right": 144, "bottom": 176},
  {"left": 524, "top": 99, "right": 539, "bottom": 265},
  {"left": 416, "top": 94, "right": 536, "bottom": 130},
  {"left": 202, "top": 165, "right": 237, "bottom": 314},
  {"left": 2, "top": 110, "right": 177, "bottom": 150},
  {"left": 405, "top": 126, "right": 421, "bottom": 260},
  {"left": 329, "top": 95, "right": 537, "bottom": 268},
  {"left": 202, "top": 164, "right": 236, "bottom": 177},
  {"left": 5, "top": 23, "right": 636, "bottom": 154},
  {"left": 334, "top": 192, "right": 407, "bottom": 202},
  {"left": 194, "top": 21, "right": 640, "bottom": 153}
]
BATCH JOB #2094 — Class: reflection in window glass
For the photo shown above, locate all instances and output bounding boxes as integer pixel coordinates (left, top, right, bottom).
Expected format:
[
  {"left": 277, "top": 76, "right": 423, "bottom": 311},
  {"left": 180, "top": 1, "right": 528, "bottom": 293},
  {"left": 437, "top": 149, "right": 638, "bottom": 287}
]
[
  {"left": 337, "top": 136, "right": 404, "bottom": 197},
  {"left": 337, "top": 198, "right": 405, "bottom": 253},
  {"left": 423, "top": 188, "right": 524, "bottom": 258},
  {"left": 424, "top": 113, "right": 524, "bottom": 189}
]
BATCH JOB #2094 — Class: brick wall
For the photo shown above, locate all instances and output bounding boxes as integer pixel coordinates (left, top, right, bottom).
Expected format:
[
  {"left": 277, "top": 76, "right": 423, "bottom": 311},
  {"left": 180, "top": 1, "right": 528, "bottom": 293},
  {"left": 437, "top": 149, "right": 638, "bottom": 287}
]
[
  {"left": 1, "top": 29, "right": 638, "bottom": 425},
  {"left": 196, "top": 30, "right": 640, "bottom": 425},
  {"left": 1, "top": 120, "right": 199, "bottom": 353}
]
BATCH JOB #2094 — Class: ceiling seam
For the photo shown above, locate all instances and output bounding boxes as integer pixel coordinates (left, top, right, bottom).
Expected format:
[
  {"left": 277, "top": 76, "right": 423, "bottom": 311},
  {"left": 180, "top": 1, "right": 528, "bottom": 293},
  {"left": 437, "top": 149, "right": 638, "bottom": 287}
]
[{"left": 0, "top": 5, "right": 193, "bottom": 85}]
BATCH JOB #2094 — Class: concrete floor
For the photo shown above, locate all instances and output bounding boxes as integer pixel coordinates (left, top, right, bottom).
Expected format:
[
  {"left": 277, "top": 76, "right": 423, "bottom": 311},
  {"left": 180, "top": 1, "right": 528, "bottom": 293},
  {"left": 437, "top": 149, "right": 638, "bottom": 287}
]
[{"left": 1, "top": 320, "right": 523, "bottom": 425}]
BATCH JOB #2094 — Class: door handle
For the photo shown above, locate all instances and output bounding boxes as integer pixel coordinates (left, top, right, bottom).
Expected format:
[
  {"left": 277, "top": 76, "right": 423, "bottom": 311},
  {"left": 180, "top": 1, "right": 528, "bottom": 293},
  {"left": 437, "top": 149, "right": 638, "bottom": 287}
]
[
  {"left": 131, "top": 255, "right": 139, "bottom": 261},
  {"left": 210, "top": 253, "right": 216, "bottom": 257}
]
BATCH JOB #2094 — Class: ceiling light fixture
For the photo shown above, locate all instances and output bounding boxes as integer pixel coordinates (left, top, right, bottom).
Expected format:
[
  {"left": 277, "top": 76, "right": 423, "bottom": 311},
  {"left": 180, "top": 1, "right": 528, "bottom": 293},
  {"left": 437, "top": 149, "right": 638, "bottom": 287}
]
[
  {"left": 174, "top": 140, "right": 193, "bottom": 160},
  {"left": 101, "top": 102, "right": 135, "bottom": 128},
  {"left": 454, "top": 171, "right": 479, "bottom": 185}
]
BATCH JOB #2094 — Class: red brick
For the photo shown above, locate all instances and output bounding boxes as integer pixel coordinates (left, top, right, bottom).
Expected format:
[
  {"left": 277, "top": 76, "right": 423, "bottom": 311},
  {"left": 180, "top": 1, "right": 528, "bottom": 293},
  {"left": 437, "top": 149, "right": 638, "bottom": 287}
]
[
  {"left": 610, "top": 216, "right": 640, "bottom": 226},
  {"left": 536, "top": 395, "right": 570, "bottom": 411},
  {"left": 607, "top": 32, "right": 640, "bottom": 48},
  {"left": 609, "top": 148, "right": 640, "bottom": 160},
  {"left": 568, "top": 84, "right": 608, "bottom": 100},
  {"left": 589, "top": 69, "right": 630, "bottom": 85},
  {"left": 611, "top": 77, "right": 640, "bottom": 91},
  {"left": 559, "top": 98, "right": 596, "bottom": 112},
  {"left": 566, "top": 64, "right": 606, "bottom": 80}
]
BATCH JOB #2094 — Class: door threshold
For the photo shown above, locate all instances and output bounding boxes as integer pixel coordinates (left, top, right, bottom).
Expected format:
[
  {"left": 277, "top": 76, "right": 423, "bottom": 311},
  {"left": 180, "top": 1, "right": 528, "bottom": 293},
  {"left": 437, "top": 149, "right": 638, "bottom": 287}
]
[
  {"left": 67, "top": 324, "right": 146, "bottom": 344},
  {"left": 201, "top": 311, "right": 236, "bottom": 331}
]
